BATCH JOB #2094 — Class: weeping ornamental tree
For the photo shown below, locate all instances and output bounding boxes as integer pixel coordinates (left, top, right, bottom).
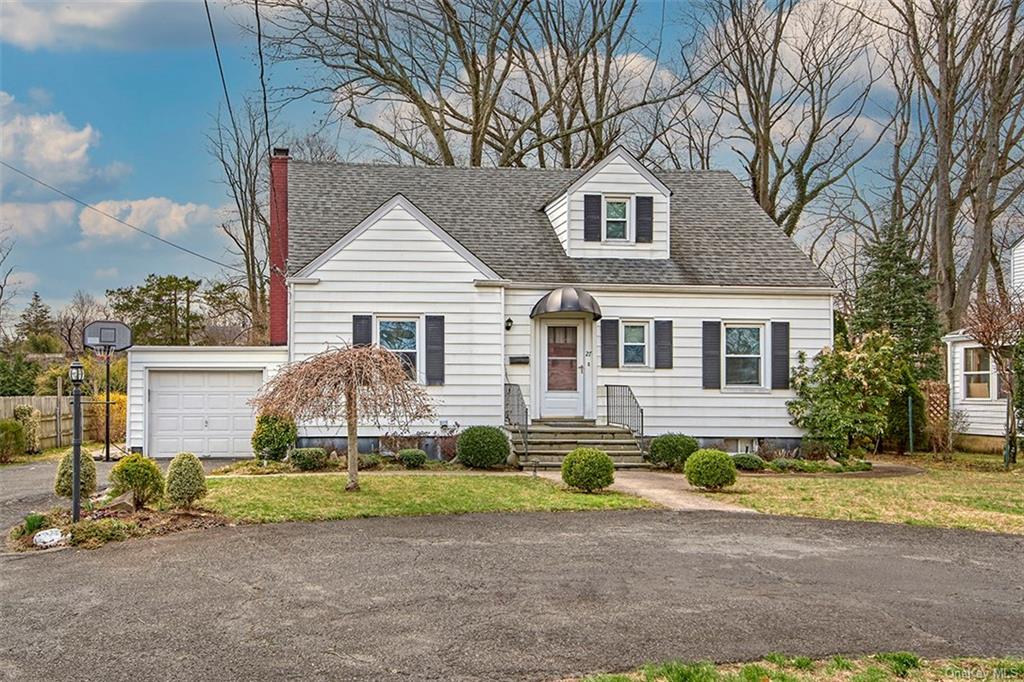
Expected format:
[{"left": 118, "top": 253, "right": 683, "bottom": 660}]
[{"left": 250, "top": 346, "right": 435, "bottom": 491}]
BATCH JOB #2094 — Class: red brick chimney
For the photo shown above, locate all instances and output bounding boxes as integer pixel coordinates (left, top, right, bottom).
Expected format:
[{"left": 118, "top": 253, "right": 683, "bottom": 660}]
[{"left": 269, "top": 147, "right": 290, "bottom": 346}]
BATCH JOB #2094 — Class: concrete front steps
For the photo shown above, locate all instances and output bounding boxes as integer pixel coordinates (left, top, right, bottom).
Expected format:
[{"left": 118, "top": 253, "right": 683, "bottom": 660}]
[{"left": 509, "top": 419, "right": 648, "bottom": 469}]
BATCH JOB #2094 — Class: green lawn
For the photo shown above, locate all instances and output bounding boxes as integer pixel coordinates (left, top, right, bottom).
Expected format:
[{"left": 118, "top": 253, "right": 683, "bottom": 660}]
[
  {"left": 584, "top": 653, "right": 1024, "bottom": 681},
  {"left": 700, "top": 453, "right": 1024, "bottom": 534},
  {"left": 201, "top": 473, "right": 655, "bottom": 523}
]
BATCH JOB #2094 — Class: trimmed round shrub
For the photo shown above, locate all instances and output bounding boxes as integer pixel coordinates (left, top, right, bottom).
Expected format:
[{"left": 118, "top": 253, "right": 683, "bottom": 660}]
[
  {"left": 54, "top": 449, "right": 98, "bottom": 499},
  {"left": 731, "top": 452, "right": 766, "bottom": 471},
  {"left": 110, "top": 454, "right": 165, "bottom": 510},
  {"left": 684, "top": 449, "right": 737, "bottom": 490},
  {"left": 561, "top": 447, "right": 615, "bottom": 493},
  {"left": 358, "top": 453, "right": 383, "bottom": 470},
  {"left": 398, "top": 448, "right": 428, "bottom": 469},
  {"left": 251, "top": 414, "right": 297, "bottom": 461},
  {"left": 12, "top": 405, "right": 41, "bottom": 454},
  {"left": 290, "top": 447, "right": 329, "bottom": 471},
  {"left": 647, "top": 433, "right": 699, "bottom": 470},
  {"left": 0, "top": 419, "right": 26, "bottom": 463},
  {"left": 165, "top": 452, "right": 207, "bottom": 508},
  {"left": 456, "top": 426, "right": 509, "bottom": 468}
]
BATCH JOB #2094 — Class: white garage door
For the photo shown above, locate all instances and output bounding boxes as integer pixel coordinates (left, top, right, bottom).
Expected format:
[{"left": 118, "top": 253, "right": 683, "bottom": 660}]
[{"left": 148, "top": 370, "right": 264, "bottom": 458}]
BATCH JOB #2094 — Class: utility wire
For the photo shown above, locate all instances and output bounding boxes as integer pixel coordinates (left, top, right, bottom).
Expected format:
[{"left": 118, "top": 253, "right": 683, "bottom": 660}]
[
  {"left": 0, "top": 160, "right": 246, "bottom": 274},
  {"left": 254, "top": 0, "right": 274, "bottom": 155},
  {"left": 204, "top": 0, "right": 241, "bottom": 138}
]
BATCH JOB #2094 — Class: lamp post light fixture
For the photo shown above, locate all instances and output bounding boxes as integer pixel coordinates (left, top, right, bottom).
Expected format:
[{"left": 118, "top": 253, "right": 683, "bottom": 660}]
[
  {"left": 504, "top": 317, "right": 514, "bottom": 331},
  {"left": 69, "top": 361, "right": 84, "bottom": 522}
]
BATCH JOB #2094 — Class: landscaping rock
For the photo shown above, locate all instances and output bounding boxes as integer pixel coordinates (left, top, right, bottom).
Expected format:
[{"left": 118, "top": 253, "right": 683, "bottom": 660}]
[
  {"left": 32, "top": 528, "right": 66, "bottom": 548},
  {"left": 103, "top": 491, "right": 134, "bottom": 513}
]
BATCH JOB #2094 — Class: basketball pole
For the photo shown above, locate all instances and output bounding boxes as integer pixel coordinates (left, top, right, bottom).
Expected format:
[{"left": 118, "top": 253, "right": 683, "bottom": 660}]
[{"left": 105, "top": 349, "right": 111, "bottom": 462}]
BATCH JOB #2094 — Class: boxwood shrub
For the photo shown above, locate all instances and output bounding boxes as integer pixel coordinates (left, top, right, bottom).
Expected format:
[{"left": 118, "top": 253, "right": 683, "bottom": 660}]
[
  {"left": 0, "top": 419, "right": 25, "bottom": 463},
  {"left": 54, "top": 449, "right": 98, "bottom": 499},
  {"left": 398, "top": 448, "right": 428, "bottom": 469},
  {"left": 456, "top": 426, "right": 509, "bottom": 468},
  {"left": 731, "top": 452, "right": 766, "bottom": 471},
  {"left": 109, "top": 454, "right": 165, "bottom": 511},
  {"left": 647, "top": 433, "right": 698, "bottom": 470},
  {"left": 561, "top": 447, "right": 615, "bottom": 493},
  {"left": 684, "top": 448, "right": 737, "bottom": 490},
  {"left": 290, "top": 447, "right": 329, "bottom": 471},
  {"left": 165, "top": 452, "right": 207, "bottom": 508},
  {"left": 251, "top": 413, "right": 297, "bottom": 461}
]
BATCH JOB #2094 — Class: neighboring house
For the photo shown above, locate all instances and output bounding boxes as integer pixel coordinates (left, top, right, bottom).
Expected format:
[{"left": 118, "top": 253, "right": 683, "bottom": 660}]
[
  {"left": 941, "top": 239, "right": 1024, "bottom": 439},
  {"left": 127, "top": 148, "right": 835, "bottom": 462}
]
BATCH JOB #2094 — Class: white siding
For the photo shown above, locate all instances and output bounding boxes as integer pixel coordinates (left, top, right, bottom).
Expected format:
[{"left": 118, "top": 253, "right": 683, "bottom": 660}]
[
  {"left": 1013, "top": 240, "right": 1024, "bottom": 291},
  {"left": 126, "top": 347, "right": 287, "bottom": 455},
  {"left": 947, "top": 338, "right": 1006, "bottom": 436},
  {"left": 291, "top": 204, "right": 504, "bottom": 437},
  {"left": 504, "top": 287, "right": 833, "bottom": 438},
  {"left": 564, "top": 156, "right": 669, "bottom": 259},
  {"left": 545, "top": 191, "right": 569, "bottom": 252}
]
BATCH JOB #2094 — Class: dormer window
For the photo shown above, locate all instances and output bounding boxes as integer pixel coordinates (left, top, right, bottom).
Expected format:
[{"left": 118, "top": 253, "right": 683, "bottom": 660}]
[{"left": 604, "top": 197, "right": 630, "bottom": 241}]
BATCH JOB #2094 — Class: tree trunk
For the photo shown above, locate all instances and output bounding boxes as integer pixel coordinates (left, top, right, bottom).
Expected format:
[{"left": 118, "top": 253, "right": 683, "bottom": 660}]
[{"left": 345, "top": 382, "right": 360, "bottom": 492}]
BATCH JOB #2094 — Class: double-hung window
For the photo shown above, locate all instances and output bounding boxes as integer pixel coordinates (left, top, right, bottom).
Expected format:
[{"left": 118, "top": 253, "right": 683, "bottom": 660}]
[
  {"left": 963, "top": 347, "right": 992, "bottom": 399},
  {"left": 378, "top": 318, "right": 418, "bottom": 380},
  {"left": 604, "top": 197, "right": 630, "bottom": 240},
  {"left": 622, "top": 322, "right": 648, "bottom": 366},
  {"left": 724, "top": 324, "right": 763, "bottom": 387}
]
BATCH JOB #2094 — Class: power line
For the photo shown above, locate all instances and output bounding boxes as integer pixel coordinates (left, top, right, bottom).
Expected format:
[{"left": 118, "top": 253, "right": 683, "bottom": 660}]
[
  {"left": 0, "top": 160, "right": 246, "bottom": 274},
  {"left": 204, "top": 0, "right": 240, "bottom": 137},
  {"left": 254, "top": 0, "right": 274, "bottom": 155}
]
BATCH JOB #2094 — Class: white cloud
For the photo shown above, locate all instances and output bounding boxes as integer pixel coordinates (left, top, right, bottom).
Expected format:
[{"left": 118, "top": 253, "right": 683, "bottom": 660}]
[
  {"left": 79, "top": 197, "right": 219, "bottom": 240},
  {"left": 0, "top": 0, "right": 252, "bottom": 51},
  {"left": 0, "top": 91, "right": 129, "bottom": 198},
  {"left": 9, "top": 270, "right": 39, "bottom": 288},
  {"left": 0, "top": 201, "right": 78, "bottom": 238},
  {"left": 94, "top": 266, "right": 119, "bottom": 279}
]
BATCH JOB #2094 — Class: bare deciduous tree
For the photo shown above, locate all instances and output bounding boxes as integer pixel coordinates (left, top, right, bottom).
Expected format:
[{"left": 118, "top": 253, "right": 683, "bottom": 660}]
[
  {"left": 251, "top": 345, "right": 435, "bottom": 491},
  {"left": 0, "top": 226, "right": 16, "bottom": 346},
  {"left": 207, "top": 100, "right": 273, "bottom": 345},
  {"left": 56, "top": 290, "right": 106, "bottom": 355}
]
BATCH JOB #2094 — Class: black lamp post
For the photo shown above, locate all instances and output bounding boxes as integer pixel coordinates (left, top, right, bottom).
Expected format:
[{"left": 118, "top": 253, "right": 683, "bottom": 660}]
[{"left": 68, "top": 361, "right": 85, "bottom": 522}]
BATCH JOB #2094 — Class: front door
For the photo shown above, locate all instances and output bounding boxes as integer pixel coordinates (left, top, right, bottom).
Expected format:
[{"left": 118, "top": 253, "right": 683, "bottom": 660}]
[{"left": 541, "top": 322, "right": 584, "bottom": 417}]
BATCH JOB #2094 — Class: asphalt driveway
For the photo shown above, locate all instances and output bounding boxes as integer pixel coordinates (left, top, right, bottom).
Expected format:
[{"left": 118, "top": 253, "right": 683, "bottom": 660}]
[{"left": 2, "top": 510, "right": 1022, "bottom": 681}]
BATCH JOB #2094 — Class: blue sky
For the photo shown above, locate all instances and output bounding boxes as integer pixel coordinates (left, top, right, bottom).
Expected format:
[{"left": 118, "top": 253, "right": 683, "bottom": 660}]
[
  {"left": 0, "top": 1, "right": 320, "bottom": 311},
  {"left": 0, "top": 1, "right": 685, "bottom": 314}
]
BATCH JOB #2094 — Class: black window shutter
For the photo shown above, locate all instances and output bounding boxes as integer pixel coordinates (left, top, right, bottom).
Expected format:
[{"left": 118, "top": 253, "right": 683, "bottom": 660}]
[
  {"left": 425, "top": 315, "right": 445, "bottom": 386},
  {"left": 353, "top": 315, "right": 372, "bottom": 347},
  {"left": 601, "top": 318, "right": 619, "bottom": 368},
  {"left": 702, "top": 321, "right": 721, "bottom": 389},
  {"left": 654, "top": 320, "right": 673, "bottom": 369},
  {"left": 584, "top": 194, "right": 602, "bottom": 242},
  {"left": 635, "top": 196, "right": 654, "bottom": 244},
  {"left": 771, "top": 321, "right": 790, "bottom": 390}
]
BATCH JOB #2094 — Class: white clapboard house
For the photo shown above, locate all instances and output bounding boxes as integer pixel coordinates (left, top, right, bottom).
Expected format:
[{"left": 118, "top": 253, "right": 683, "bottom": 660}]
[{"left": 127, "top": 148, "right": 836, "bottom": 465}]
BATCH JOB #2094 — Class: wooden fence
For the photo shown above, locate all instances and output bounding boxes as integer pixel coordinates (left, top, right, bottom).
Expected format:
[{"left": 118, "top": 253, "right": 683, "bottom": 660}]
[{"left": 0, "top": 396, "right": 94, "bottom": 451}]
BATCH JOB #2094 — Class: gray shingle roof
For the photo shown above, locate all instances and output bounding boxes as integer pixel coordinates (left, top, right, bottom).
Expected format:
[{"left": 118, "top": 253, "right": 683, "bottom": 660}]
[{"left": 287, "top": 161, "right": 833, "bottom": 288}]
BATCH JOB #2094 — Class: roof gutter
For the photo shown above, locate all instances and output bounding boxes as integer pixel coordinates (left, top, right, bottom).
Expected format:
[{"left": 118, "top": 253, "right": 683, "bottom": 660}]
[{"left": 474, "top": 279, "right": 838, "bottom": 297}]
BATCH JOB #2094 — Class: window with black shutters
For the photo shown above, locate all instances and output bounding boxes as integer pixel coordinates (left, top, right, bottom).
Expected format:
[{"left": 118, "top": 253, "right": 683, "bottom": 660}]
[{"left": 378, "top": 318, "right": 418, "bottom": 380}]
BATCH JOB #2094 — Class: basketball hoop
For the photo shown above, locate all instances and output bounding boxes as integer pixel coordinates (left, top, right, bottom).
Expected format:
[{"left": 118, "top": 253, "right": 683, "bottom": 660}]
[{"left": 82, "top": 320, "right": 133, "bottom": 462}]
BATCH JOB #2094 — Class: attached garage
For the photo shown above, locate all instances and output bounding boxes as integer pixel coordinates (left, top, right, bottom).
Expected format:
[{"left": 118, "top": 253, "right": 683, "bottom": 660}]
[{"left": 126, "top": 347, "right": 288, "bottom": 459}]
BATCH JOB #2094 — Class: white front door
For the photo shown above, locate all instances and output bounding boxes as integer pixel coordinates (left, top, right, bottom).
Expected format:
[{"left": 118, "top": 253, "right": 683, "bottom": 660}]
[{"left": 541, "top": 321, "right": 584, "bottom": 417}]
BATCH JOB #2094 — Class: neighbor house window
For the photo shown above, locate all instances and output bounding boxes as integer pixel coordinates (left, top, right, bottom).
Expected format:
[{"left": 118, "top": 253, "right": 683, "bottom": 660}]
[
  {"left": 963, "top": 347, "right": 992, "bottom": 399},
  {"left": 378, "top": 318, "right": 418, "bottom": 380},
  {"left": 622, "top": 322, "right": 648, "bottom": 366},
  {"left": 604, "top": 197, "right": 629, "bottom": 240},
  {"left": 724, "top": 324, "right": 763, "bottom": 387}
]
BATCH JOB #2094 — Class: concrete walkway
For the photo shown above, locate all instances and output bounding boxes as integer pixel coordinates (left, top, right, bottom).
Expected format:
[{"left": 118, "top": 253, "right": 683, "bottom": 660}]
[{"left": 538, "top": 468, "right": 754, "bottom": 512}]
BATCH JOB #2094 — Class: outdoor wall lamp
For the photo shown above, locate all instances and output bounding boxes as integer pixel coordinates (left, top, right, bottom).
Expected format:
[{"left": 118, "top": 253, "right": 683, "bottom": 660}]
[{"left": 505, "top": 317, "right": 514, "bottom": 331}]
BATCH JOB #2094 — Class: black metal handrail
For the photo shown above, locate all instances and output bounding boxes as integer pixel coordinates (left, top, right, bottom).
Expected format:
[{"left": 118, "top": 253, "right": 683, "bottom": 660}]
[
  {"left": 606, "top": 384, "right": 645, "bottom": 454},
  {"left": 504, "top": 383, "right": 529, "bottom": 461}
]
